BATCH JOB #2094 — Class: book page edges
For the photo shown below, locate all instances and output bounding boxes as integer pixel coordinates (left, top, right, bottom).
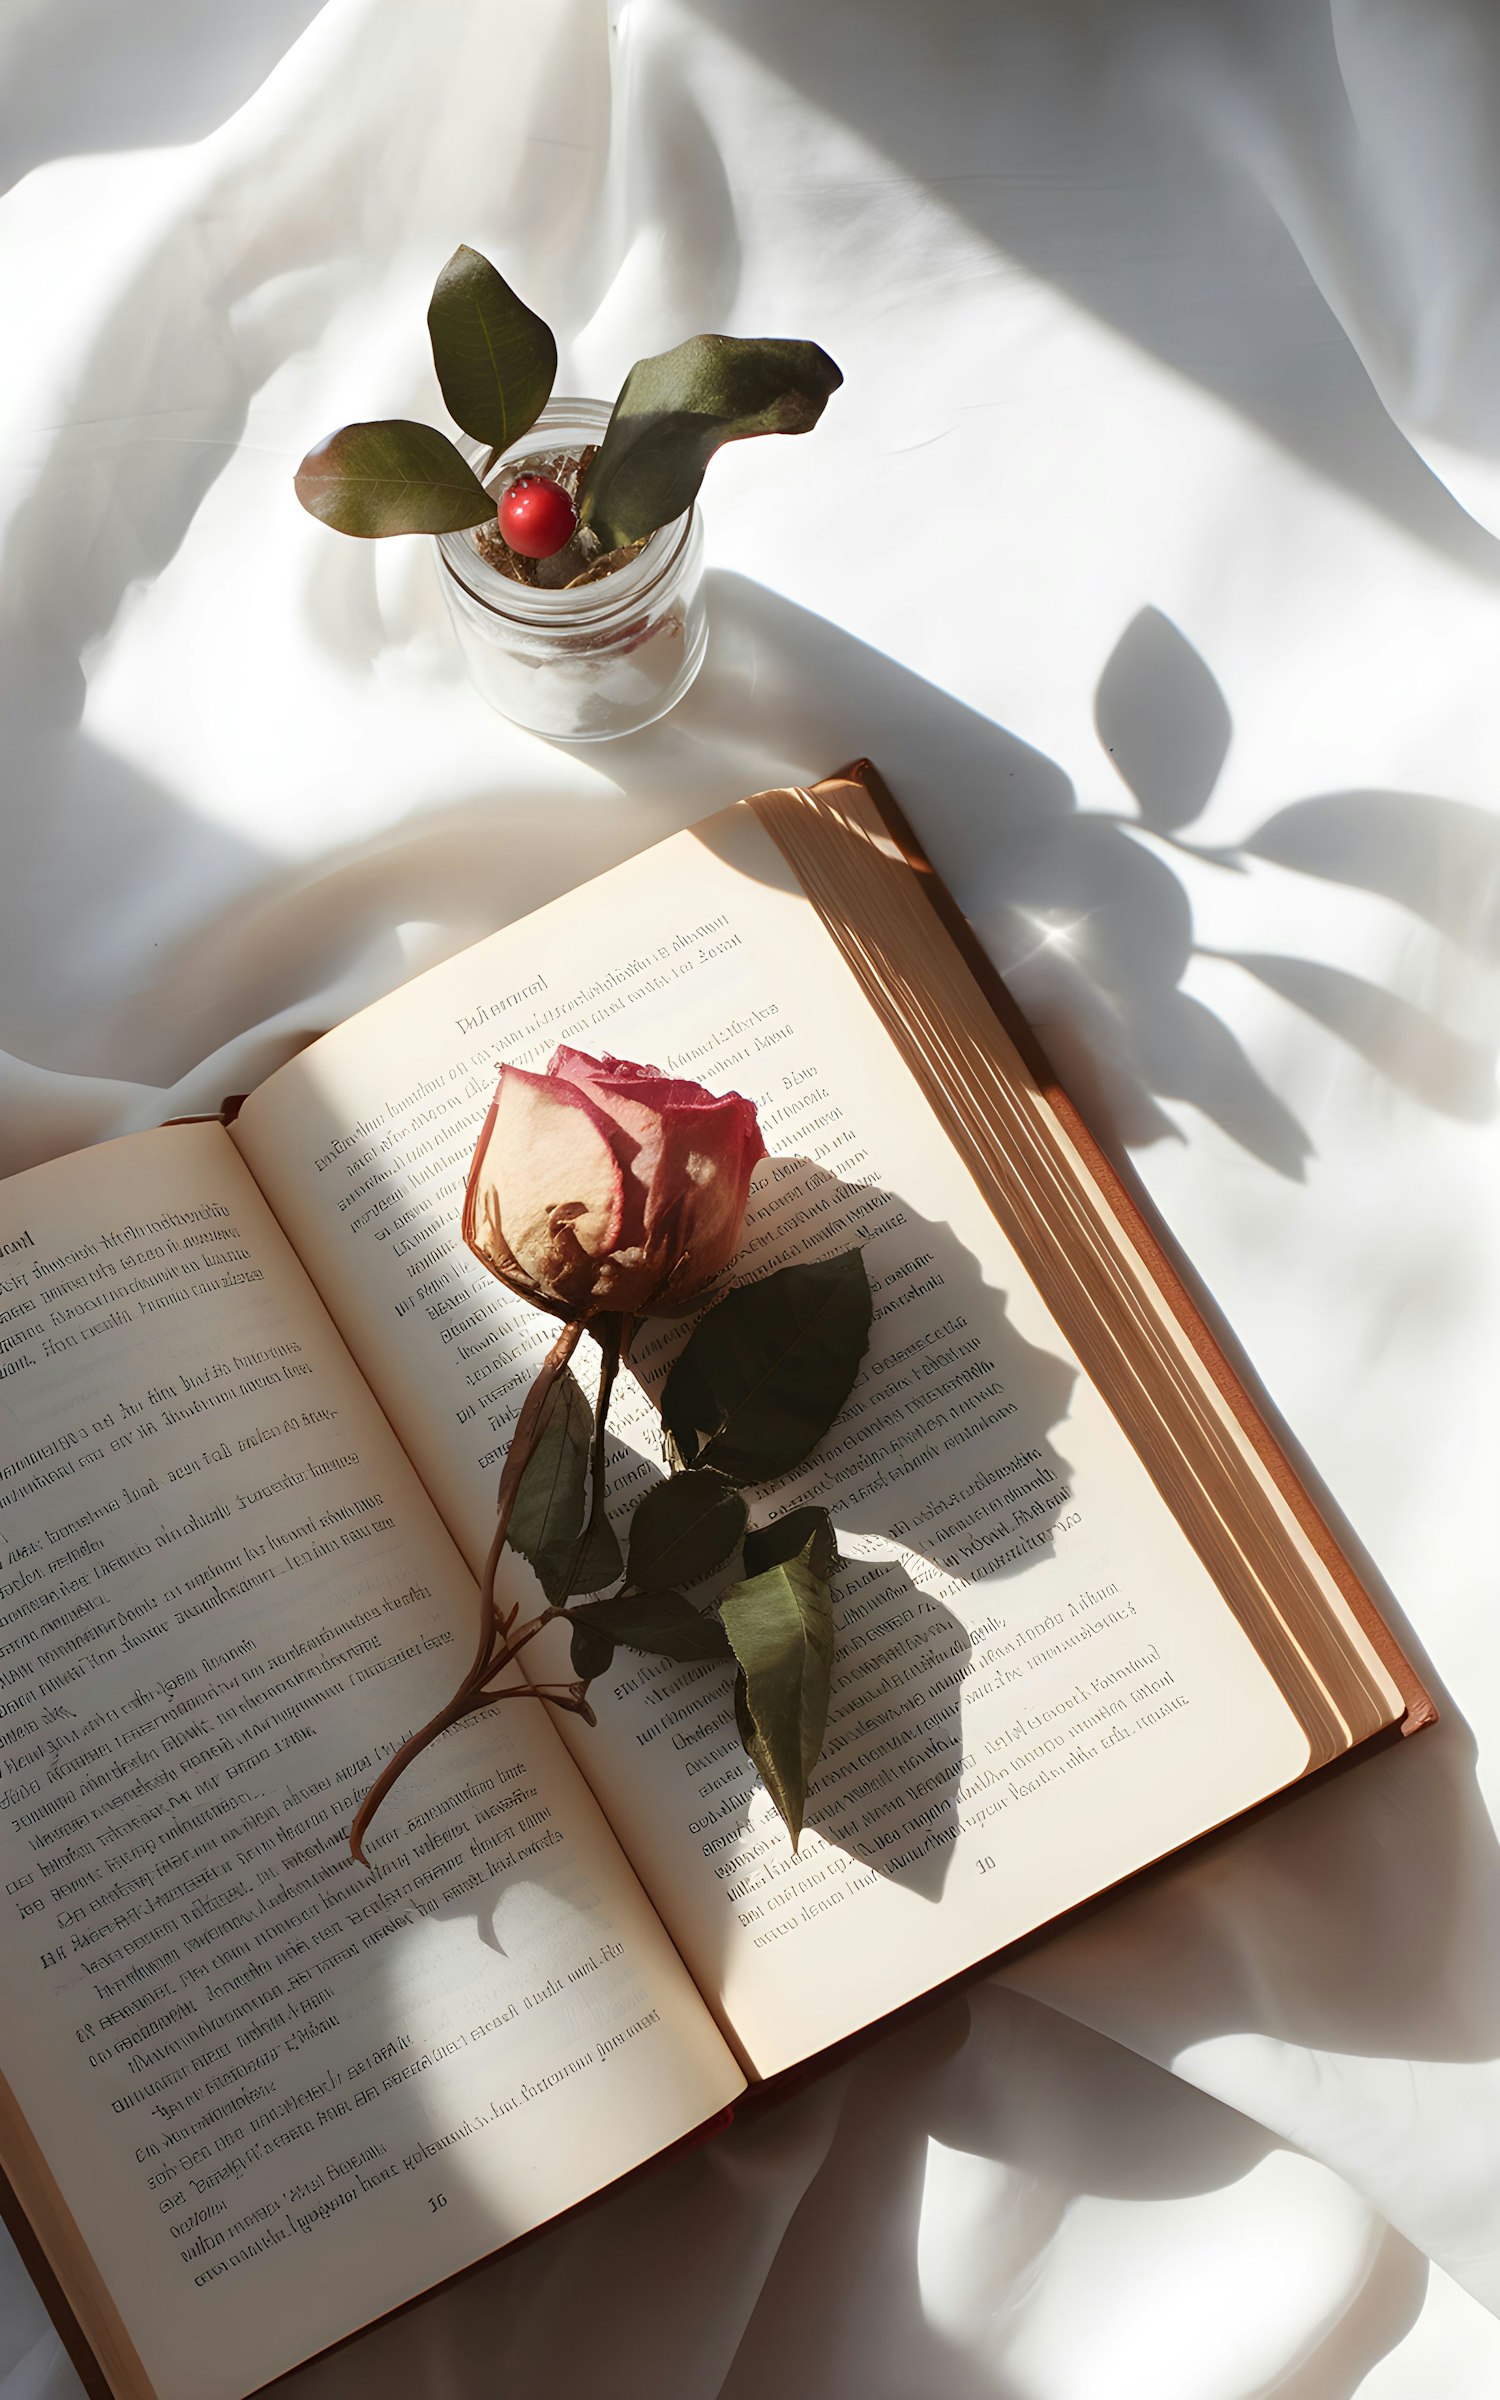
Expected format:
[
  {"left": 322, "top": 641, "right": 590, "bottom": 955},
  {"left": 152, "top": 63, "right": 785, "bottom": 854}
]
[{"left": 751, "top": 760, "right": 1434, "bottom": 1746}]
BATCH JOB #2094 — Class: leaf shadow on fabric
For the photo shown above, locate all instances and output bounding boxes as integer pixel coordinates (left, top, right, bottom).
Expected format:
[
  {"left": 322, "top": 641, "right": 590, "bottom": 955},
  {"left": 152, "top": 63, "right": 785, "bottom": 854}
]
[
  {"left": 1095, "top": 603, "right": 1234, "bottom": 838},
  {"left": 622, "top": 574, "right": 1500, "bottom": 1176},
  {"left": 1205, "top": 949, "right": 1498, "bottom": 1121},
  {"left": 1244, "top": 787, "right": 1500, "bottom": 960}
]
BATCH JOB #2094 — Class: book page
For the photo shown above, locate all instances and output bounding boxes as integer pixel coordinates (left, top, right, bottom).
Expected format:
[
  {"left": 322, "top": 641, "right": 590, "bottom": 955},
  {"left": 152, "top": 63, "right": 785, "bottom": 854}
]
[
  {"left": 234, "top": 814, "right": 1317, "bottom": 2077},
  {"left": 0, "top": 1125, "right": 739, "bottom": 2400}
]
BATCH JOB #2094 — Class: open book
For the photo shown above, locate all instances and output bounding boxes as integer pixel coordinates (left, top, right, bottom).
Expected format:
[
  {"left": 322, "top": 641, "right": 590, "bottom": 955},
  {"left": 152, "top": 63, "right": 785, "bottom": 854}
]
[{"left": 0, "top": 763, "right": 1431, "bottom": 2400}]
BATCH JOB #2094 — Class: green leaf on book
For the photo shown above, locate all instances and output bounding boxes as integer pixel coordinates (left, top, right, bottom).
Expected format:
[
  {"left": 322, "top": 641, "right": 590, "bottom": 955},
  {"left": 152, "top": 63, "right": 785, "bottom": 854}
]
[
  {"left": 661, "top": 1249, "right": 872, "bottom": 1484},
  {"left": 508, "top": 1368, "right": 621, "bottom": 1602},
  {"left": 570, "top": 1589, "right": 732, "bottom": 1664},
  {"left": 293, "top": 420, "right": 495, "bottom": 537},
  {"left": 570, "top": 1614, "right": 617, "bottom": 1682},
  {"left": 572, "top": 1499, "right": 626, "bottom": 1598},
  {"left": 720, "top": 1538, "right": 834, "bottom": 1848},
  {"left": 427, "top": 245, "right": 557, "bottom": 454},
  {"left": 626, "top": 1468, "right": 747, "bottom": 1591},
  {"left": 743, "top": 1504, "right": 838, "bottom": 1581},
  {"left": 577, "top": 334, "right": 843, "bottom": 549}
]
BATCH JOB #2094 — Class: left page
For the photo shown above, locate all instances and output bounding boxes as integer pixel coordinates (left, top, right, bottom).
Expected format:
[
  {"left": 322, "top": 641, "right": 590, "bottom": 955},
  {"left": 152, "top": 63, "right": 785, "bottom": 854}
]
[{"left": 0, "top": 1124, "right": 740, "bottom": 2400}]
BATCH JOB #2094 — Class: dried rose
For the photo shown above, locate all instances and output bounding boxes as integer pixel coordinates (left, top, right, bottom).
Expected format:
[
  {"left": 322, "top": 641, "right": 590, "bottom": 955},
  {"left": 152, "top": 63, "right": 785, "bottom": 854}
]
[{"left": 463, "top": 1045, "right": 766, "bottom": 1320}]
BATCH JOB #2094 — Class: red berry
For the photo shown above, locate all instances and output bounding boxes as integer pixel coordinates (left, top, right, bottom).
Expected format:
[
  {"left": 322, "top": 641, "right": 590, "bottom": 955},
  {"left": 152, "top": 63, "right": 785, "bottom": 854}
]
[{"left": 497, "top": 472, "right": 578, "bottom": 560}]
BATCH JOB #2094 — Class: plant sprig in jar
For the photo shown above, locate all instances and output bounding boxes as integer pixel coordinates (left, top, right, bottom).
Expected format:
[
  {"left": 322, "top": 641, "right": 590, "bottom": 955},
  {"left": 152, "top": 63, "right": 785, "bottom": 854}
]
[{"left": 295, "top": 248, "right": 841, "bottom": 739}]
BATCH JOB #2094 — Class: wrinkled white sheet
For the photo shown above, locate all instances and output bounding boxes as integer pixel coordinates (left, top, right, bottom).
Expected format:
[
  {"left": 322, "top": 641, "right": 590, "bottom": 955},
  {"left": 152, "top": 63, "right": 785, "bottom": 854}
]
[{"left": 3, "top": 2, "right": 1500, "bottom": 2392}]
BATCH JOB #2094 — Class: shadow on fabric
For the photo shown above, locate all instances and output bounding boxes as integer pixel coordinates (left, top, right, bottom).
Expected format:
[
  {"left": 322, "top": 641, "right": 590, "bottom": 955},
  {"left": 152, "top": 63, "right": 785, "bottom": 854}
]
[
  {"left": 679, "top": 0, "right": 1500, "bottom": 585},
  {"left": 0, "top": 0, "right": 327, "bottom": 197},
  {"left": 283, "top": 1983, "right": 1435, "bottom": 2400},
  {"left": 619, "top": 572, "right": 1500, "bottom": 1179}
]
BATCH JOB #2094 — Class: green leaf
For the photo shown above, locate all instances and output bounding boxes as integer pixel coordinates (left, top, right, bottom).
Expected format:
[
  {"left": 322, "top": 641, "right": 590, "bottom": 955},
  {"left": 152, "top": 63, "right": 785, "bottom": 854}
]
[
  {"left": 731, "top": 1665, "right": 774, "bottom": 1813},
  {"left": 661, "top": 1250, "right": 872, "bottom": 1484},
  {"left": 731, "top": 1664, "right": 793, "bottom": 1844},
  {"left": 573, "top": 1499, "right": 625, "bottom": 1598},
  {"left": 720, "top": 1541, "right": 834, "bottom": 1848},
  {"left": 626, "top": 1468, "right": 747, "bottom": 1591},
  {"left": 427, "top": 244, "right": 557, "bottom": 453},
  {"left": 507, "top": 1368, "right": 621, "bottom": 1603},
  {"left": 293, "top": 420, "right": 494, "bottom": 537},
  {"left": 578, "top": 334, "right": 843, "bottom": 549},
  {"left": 743, "top": 1505, "right": 839, "bottom": 1581},
  {"left": 570, "top": 1589, "right": 732, "bottom": 1663},
  {"left": 571, "top": 1615, "right": 617, "bottom": 1681}
]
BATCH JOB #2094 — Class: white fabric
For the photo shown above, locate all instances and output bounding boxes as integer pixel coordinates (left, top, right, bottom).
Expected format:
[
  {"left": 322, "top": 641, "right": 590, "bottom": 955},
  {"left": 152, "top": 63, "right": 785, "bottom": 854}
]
[{"left": 4, "top": 1, "right": 1500, "bottom": 2391}]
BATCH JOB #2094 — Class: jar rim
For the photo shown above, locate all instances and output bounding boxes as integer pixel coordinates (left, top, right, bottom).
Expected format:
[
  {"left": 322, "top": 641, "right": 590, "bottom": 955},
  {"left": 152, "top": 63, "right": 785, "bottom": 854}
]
[{"left": 435, "top": 400, "right": 694, "bottom": 628}]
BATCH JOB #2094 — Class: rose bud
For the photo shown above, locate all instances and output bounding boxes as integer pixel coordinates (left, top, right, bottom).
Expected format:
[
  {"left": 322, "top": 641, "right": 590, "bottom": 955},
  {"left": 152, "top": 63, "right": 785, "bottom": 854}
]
[{"left": 462, "top": 1045, "right": 766, "bottom": 1320}]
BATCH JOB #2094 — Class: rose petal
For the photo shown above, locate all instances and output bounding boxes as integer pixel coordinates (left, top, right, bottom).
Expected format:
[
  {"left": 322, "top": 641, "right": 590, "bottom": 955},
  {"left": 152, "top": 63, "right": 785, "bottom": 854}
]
[
  {"left": 552, "top": 1047, "right": 736, "bottom": 1130},
  {"left": 551, "top": 1051, "right": 764, "bottom": 1263},
  {"left": 469, "top": 1050, "right": 766, "bottom": 1318},
  {"left": 461, "top": 1089, "right": 526, "bottom": 1265},
  {"left": 642, "top": 1094, "right": 767, "bottom": 1296},
  {"left": 546, "top": 1048, "right": 656, "bottom": 1238},
  {"left": 463, "top": 1066, "right": 626, "bottom": 1310}
]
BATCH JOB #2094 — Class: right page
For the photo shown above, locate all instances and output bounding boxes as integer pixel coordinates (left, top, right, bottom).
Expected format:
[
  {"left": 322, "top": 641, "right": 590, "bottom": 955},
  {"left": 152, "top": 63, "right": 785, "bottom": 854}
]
[{"left": 233, "top": 793, "right": 1405, "bottom": 2078}]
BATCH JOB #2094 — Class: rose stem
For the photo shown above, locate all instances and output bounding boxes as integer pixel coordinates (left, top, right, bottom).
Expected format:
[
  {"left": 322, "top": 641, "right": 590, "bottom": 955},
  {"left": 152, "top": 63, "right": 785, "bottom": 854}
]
[
  {"left": 558, "top": 1313, "right": 623, "bottom": 1602},
  {"left": 349, "top": 1316, "right": 585, "bottom": 1862}
]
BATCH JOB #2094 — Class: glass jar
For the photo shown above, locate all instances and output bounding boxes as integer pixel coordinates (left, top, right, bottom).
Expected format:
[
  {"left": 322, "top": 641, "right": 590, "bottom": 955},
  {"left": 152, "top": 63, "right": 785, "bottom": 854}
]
[{"left": 433, "top": 399, "right": 708, "bottom": 742}]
